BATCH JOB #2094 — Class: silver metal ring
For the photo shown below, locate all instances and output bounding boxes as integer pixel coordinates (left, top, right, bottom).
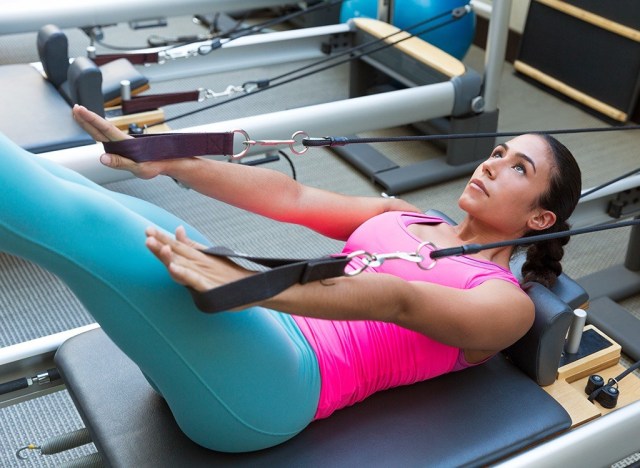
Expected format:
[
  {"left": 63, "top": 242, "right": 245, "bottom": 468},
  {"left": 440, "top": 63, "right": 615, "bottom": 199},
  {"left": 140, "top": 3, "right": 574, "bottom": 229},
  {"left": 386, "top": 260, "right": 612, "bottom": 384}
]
[
  {"left": 416, "top": 242, "right": 437, "bottom": 270},
  {"left": 344, "top": 250, "right": 371, "bottom": 276},
  {"left": 289, "top": 131, "right": 309, "bottom": 155},
  {"left": 231, "top": 129, "right": 251, "bottom": 160}
]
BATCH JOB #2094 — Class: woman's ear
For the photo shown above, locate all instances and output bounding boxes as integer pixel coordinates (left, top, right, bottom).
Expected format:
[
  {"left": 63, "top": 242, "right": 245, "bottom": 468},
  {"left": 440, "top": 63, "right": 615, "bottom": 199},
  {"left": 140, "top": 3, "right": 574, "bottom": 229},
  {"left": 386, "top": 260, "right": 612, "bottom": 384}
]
[{"left": 527, "top": 210, "right": 557, "bottom": 231}]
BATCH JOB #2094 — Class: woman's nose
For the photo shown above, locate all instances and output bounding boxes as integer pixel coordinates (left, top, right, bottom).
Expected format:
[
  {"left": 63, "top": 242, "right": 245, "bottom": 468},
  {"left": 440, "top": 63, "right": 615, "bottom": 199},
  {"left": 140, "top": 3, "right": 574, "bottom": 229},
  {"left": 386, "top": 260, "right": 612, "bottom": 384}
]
[{"left": 482, "top": 159, "right": 496, "bottom": 178}]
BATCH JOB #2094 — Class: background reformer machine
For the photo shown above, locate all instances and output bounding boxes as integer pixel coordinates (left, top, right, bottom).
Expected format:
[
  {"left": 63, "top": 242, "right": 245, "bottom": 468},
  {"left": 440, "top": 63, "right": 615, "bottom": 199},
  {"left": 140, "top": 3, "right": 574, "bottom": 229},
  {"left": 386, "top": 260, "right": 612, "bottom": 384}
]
[{"left": 8, "top": 0, "right": 508, "bottom": 194}]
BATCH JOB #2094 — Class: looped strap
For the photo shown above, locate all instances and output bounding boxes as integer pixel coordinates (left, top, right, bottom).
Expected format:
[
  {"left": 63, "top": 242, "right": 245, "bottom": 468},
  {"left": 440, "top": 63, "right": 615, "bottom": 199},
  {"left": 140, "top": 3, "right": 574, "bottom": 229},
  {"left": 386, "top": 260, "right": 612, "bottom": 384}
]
[
  {"left": 189, "top": 247, "right": 352, "bottom": 313},
  {"left": 121, "top": 91, "right": 201, "bottom": 114},
  {"left": 102, "top": 132, "right": 235, "bottom": 162}
]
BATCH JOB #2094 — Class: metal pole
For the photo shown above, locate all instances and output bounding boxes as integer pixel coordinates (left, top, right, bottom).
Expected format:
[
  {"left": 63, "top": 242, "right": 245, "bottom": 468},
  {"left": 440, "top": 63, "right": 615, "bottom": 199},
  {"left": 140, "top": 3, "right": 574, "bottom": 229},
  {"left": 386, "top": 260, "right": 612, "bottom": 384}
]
[
  {"left": 482, "top": 0, "right": 511, "bottom": 113},
  {"left": 377, "top": 0, "right": 393, "bottom": 24}
]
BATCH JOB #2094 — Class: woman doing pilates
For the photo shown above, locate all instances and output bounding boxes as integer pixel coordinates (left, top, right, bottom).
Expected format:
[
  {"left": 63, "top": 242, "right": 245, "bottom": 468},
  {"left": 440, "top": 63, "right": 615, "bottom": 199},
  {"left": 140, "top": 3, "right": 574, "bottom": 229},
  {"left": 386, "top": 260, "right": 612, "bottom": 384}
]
[{"left": 0, "top": 105, "right": 580, "bottom": 452}]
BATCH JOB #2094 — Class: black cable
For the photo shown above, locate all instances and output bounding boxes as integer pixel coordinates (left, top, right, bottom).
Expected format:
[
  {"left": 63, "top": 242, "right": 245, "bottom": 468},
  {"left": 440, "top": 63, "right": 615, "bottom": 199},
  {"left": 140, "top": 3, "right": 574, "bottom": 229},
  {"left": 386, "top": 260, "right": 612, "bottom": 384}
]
[
  {"left": 278, "top": 150, "right": 298, "bottom": 180},
  {"left": 152, "top": 4, "right": 471, "bottom": 127},
  {"left": 430, "top": 218, "right": 640, "bottom": 259},
  {"left": 245, "top": 5, "right": 457, "bottom": 88},
  {"left": 303, "top": 124, "right": 640, "bottom": 147},
  {"left": 613, "top": 359, "right": 640, "bottom": 383}
]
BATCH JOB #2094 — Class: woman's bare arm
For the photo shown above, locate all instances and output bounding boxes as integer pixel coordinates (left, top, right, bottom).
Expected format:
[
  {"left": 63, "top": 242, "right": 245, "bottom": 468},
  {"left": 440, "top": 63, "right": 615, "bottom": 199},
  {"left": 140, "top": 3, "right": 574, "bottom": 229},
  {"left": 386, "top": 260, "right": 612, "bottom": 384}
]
[
  {"left": 147, "top": 227, "right": 535, "bottom": 353},
  {"left": 73, "top": 105, "right": 420, "bottom": 240}
]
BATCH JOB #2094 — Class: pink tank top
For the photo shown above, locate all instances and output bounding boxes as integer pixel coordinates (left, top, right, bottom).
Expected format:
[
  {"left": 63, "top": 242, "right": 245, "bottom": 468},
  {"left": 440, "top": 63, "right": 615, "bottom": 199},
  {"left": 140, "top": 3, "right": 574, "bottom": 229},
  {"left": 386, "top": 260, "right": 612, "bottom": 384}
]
[{"left": 292, "top": 212, "right": 521, "bottom": 419}]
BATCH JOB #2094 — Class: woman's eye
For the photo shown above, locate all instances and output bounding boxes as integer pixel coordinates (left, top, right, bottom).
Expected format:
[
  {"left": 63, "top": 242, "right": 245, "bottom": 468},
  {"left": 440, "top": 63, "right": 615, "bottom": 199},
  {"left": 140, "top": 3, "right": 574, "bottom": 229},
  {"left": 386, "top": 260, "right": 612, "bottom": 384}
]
[
  {"left": 491, "top": 152, "right": 502, "bottom": 159},
  {"left": 514, "top": 164, "right": 526, "bottom": 174}
]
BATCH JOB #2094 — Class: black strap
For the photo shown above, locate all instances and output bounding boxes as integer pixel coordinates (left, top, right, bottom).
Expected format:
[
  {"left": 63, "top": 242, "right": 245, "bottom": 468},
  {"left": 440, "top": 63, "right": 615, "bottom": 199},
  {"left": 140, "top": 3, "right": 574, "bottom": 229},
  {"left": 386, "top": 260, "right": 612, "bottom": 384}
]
[
  {"left": 92, "top": 52, "right": 160, "bottom": 66},
  {"left": 189, "top": 247, "right": 352, "bottom": 313},
  {"left": 122, "top": 90, "right": 201, "bottom": 115},
  {"left": 102, "top": 132, "right": 235, "bottom": 162}
]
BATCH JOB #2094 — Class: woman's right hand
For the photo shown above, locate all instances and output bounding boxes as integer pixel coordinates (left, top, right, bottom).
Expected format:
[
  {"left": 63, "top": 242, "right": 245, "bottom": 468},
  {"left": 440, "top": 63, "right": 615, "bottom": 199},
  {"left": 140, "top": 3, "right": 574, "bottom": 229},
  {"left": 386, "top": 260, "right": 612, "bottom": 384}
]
[{"left": 72, "top": 104, "right": 167, "bottom": 180}]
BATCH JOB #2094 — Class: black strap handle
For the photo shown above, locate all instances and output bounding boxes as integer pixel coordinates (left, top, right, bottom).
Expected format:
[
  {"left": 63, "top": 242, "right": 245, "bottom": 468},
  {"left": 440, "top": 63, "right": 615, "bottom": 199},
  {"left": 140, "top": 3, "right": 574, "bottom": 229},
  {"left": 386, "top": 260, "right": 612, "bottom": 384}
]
[{"left": 189, "top": 247, "right": 352, "bottom": 313}]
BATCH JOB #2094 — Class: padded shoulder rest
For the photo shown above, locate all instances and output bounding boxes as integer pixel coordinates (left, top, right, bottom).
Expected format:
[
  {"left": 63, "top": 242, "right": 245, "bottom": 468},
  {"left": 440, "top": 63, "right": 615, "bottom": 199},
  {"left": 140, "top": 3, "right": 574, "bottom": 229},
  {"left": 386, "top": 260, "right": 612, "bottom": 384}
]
[
  {"left": 37, "top": 24, "right": 69, "bottom": 87},
  {"left": 59, "top": 57, "right": 104, "bottom": 117},
  {"left": 55, "top": 328, "right": 571, "bottom": 467}
]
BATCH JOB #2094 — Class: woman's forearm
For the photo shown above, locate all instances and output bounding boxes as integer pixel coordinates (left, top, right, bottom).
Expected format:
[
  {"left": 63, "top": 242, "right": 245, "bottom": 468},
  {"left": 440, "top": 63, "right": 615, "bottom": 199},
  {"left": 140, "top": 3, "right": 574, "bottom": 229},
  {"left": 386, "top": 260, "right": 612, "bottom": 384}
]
[{"left": 161, "top": 157, "right": 419, "bottom": 240}]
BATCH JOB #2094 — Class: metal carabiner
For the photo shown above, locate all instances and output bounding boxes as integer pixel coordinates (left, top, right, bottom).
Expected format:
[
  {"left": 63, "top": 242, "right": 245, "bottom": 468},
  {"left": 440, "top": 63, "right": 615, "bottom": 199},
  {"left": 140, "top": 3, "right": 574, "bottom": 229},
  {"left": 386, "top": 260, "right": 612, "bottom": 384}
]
[
  {"left": 230, "top": 130, "right": 310, "bottom": 160},
  {"left": 344, "top": 243, "right": 438, "bottom": 276},
  {"left": 198, "top": 85, "right": 244, "bottom": 102},
  {"left": 363, "top": 251, "right": 424, "bottom": 269}
]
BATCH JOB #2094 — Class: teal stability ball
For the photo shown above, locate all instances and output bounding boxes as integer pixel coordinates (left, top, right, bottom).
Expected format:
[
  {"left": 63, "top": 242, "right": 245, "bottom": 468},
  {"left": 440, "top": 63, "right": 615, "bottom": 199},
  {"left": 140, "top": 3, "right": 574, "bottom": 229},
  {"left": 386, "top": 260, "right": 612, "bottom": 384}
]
[{"left": 340, "top": 0, "right": 476, "bottom": 59}]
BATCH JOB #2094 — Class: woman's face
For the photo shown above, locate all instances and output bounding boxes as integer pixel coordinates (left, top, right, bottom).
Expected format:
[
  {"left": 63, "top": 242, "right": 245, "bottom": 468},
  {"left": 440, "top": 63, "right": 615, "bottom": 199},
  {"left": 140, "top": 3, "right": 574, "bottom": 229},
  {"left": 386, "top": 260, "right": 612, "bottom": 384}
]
[{"left": 458, "top": 134, "right": 557, "bottom": 236}]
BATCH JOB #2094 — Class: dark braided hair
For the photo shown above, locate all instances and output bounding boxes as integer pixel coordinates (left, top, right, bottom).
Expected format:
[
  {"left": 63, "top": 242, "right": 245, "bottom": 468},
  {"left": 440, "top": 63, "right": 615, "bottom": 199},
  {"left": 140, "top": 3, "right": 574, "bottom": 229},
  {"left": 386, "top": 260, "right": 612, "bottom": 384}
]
[{"left": 520, "top": 134, "right": 581, "bottom": 288}]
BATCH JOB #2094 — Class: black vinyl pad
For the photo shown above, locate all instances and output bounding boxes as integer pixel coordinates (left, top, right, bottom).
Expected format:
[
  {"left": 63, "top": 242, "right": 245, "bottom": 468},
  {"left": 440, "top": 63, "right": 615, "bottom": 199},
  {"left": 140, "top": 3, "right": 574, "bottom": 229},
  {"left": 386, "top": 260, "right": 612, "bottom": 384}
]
[
  {"left": 0, "top": 64, "right": 93, "bottom": 153},
  {"left": 55, "top": 329, "right": 571, "bottom": 467}
]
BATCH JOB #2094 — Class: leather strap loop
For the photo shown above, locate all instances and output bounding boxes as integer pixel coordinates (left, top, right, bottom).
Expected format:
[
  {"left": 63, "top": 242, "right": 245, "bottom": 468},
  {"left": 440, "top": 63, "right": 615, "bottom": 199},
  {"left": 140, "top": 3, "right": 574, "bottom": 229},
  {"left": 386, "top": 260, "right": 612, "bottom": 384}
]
[
  {"left": 188, "top": 247, "right": 352, "bottom": 313},
  {"left": 102, "top": 132, "right": 235, "bottom": 162},
  {"left": 122, "top": 91, "right": 201, "bottom": 114},
  {"left": 92, "top": 52, "right": 160, "bottom": 66}
]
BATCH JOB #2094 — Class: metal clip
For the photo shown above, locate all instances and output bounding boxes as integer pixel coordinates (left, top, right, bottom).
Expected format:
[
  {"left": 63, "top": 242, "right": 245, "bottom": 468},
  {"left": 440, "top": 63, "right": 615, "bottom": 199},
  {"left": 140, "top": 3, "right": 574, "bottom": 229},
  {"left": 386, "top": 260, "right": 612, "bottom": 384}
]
[
  {"left": 198, "top": 85, "right": 244, "bottom": 102},
  {"left": 158, "top": 48, "right": 198, "bottom": 62},
  {"left": 231, "top": 130, "right": 309, "bottom": 160},
  {"left": 345, "top": 242, "right": 437, "bottom": 276}
]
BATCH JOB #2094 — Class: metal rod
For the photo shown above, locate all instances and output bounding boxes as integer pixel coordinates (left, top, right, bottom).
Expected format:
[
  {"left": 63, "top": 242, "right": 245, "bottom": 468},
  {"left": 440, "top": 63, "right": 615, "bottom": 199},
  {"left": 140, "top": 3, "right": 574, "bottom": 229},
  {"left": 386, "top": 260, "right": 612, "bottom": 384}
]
[{"left": 482, "top": 0, "right": 512, "bottom": 112}]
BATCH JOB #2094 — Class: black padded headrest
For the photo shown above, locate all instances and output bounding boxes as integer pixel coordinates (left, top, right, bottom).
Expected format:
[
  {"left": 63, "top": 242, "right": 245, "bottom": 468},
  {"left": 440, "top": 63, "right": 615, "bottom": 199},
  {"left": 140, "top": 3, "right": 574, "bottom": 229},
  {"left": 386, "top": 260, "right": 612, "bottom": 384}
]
[{"left": 37, "top": 24, "right": 69, "bottom": 88}]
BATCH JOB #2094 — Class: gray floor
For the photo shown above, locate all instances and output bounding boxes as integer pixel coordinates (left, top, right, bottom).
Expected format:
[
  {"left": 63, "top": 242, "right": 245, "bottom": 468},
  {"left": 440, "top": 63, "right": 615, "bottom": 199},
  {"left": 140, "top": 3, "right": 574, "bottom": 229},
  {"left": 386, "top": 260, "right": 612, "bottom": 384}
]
[{"left": 1, "top": 12, "right": 640, "bottom": 468}]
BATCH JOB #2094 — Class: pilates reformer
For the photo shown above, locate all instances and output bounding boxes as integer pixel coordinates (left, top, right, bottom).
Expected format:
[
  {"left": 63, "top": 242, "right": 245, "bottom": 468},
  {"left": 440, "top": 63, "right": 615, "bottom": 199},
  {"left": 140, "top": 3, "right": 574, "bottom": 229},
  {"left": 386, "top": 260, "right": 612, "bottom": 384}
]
[
  {"left": 3, "top": 3, "right": 640, "bottom": 466},
  {"left": 3, "top": 1, "right": 509, "bottom": 195},
  {"left": 4, "top": 201, "right": 640, "bottom": 466}
]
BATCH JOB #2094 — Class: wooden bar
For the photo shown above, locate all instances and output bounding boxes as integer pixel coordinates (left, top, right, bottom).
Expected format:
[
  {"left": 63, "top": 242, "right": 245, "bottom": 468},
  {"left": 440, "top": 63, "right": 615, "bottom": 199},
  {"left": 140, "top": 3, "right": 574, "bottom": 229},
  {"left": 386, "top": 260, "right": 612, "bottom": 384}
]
[
  {"left": 514, "top": 60, "right": 628, "bottom": 122},
  {"left": 353, "top": 18, "right": 466, "bottom": 78},
  {"left": 536, "top": 0, "right": 640, "bottom": 42}
]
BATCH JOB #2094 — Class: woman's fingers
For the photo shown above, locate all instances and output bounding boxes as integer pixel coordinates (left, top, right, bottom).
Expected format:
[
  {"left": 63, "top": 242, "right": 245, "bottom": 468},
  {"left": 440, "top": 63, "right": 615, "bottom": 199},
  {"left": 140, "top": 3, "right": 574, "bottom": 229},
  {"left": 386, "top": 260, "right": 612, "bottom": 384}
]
[
  {"left": 145, "top": 226, "right": 253, "bottom": 293},
  {"left": 72, "top": 104, "right": 130, "bottom": 142},
  {"left": 175, "top": 225, "right": 207, "bottom": 250}
]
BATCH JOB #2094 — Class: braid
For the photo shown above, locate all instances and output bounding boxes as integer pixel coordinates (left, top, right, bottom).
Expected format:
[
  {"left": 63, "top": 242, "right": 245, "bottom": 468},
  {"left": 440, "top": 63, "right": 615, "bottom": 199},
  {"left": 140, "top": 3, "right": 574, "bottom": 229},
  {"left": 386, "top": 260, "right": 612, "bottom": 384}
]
[
  {"left": 521, "top": 220, "right": 570, "bottom": 288},
  {"left": 517, "top": 133, "right": 581, "bottom": 289}
]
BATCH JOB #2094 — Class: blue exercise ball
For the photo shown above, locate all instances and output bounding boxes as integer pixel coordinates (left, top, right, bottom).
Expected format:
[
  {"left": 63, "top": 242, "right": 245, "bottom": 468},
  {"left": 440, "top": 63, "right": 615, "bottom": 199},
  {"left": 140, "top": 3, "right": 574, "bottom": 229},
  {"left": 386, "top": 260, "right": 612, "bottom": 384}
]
[{"left": 340, "top": 0, "right": 475, "bottom": 59}]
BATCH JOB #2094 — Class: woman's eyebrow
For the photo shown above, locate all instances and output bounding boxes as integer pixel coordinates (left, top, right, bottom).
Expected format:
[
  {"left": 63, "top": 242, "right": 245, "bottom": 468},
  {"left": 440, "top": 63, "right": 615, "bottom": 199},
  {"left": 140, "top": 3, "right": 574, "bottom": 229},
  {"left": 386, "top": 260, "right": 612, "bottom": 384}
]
[{"left": 500, "top": 143, "right": 537, "bottom": 173}]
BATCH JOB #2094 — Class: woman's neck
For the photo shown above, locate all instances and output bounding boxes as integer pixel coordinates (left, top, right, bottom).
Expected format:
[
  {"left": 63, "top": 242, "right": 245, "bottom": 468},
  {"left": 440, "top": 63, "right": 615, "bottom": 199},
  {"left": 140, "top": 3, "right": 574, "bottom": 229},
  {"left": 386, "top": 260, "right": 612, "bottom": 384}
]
[{"left": 454, "top": 216, "right": 520, "bottom": 267}]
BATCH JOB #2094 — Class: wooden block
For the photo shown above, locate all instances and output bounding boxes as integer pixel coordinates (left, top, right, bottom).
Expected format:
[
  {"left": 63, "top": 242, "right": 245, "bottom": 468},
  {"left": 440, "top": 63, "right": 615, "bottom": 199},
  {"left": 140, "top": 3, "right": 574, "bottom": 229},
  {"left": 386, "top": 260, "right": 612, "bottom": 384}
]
[
  {"left": 556, "top": 325, "right": 621, "bottom": 382},
  {"left": 543, "top": 378, "right": 600, "bottom": 426},
  {"left": 569, "top": 363, "right": 640, "bottom": 417},
  {"left": 104, "top": 83, "right": 151, "bottom": 108},
  {"left": 106, "top": 108, "right": 166, "bottom": 131},
  {"left": 544, "top": 325, "right": 640, "bottom": 427}
]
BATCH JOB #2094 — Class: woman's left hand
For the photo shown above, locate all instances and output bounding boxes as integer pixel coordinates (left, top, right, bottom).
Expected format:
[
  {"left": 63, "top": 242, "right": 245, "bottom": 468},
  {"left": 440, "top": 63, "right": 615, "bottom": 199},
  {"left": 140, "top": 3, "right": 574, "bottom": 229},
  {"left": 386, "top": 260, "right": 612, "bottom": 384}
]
[{"left": 145, "top": 226, "right": 253, "bottom": 292}]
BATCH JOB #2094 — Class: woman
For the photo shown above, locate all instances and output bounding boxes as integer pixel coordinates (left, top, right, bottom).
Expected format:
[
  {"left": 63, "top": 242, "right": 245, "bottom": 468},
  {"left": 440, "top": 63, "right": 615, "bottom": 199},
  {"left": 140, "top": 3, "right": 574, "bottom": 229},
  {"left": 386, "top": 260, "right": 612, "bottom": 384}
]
[{"left": 1, "top": 105, "right": 580, "bottom": 453}]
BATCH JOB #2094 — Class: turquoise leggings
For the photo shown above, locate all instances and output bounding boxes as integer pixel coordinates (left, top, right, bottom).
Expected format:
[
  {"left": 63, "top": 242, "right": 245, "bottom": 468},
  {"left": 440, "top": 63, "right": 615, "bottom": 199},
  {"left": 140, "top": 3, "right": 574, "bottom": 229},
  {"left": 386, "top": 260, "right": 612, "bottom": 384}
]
[{"left": 0, "top": 133, "right": 321, "bottom": 452}]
